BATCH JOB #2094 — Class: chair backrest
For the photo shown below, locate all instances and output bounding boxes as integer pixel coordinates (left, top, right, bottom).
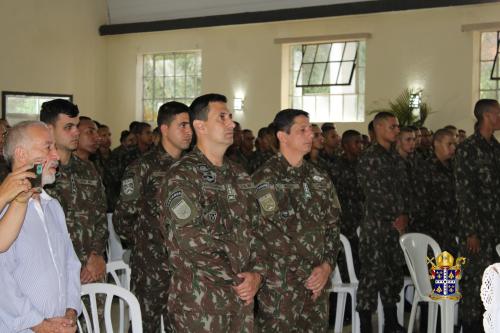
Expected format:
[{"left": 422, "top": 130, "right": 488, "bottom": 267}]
[
  {"left": 496, "top": 244, "right": 500, "bottom": 258},
  {"left": 78, "top": 283, "right": 142, "bottom": 333},
  {"left": 107, "top": 260, "right": 131, "bottom": 290},
  {"left": 106, "top": 213, "right": 125, "bottom": 262},
  {"left": 332, "top": 234, "right": 359, "bottom": 284},
  {"left": 481, "top": 263, "right": 500, "bottom": 333},
  {"left": 399, "top": 233, "right": 441, "bottom": 301}
]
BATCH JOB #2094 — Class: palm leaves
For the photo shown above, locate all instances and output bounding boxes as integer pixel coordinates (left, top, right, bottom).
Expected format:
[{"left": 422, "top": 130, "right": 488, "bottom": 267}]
[{"left": 368, "top": 89, "right": 433, "bottom": 127}]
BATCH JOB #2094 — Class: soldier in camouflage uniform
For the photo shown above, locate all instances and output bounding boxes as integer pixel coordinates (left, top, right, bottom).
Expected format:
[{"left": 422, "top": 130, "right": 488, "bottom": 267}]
[
  {"left": 319, "top": 123, "right": 341, "bottom": 165},
  {"left": 91, "top": 123, "right": 114, "bottom": 212},
  {"left": 107, "top": 123, "right": 152, "bottom": 213},
  {"left": 356, "top": 112, "right": 409, "bottom": 333},
  {"left": 416, "top": 128, "right": 458, "bottom": 253},
  {"left": 159, "top": 94, "right": 265, "bottom": 332},
  {"left": 454, "top": 99, "right": 500, "bottom": 332},
  {"left": 40, "top": 101, "right": 108, "bottom": 283},
  {"left": 330, "top": 130, "right": 364, "bottom": 274},
  {"left": 114, "top": 101, "right": 193, "bottom": 332},
  {"left": 305, "top": 124, "right": 333, "bottom": 178},
  {"left": 253, "top": 109, "right": 341, "bottom": 333},
  {"left": 251, "top": 126, "right": 277, "bottom": 173}
]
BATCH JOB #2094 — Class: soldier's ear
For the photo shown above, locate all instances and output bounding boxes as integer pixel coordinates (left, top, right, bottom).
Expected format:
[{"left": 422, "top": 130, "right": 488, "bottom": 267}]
[
  {"left": 276, "top": 130, "right": 287, "bottom": 145},
  {"left": 192, "top": 119, "right": 206, "bottom": 135}
]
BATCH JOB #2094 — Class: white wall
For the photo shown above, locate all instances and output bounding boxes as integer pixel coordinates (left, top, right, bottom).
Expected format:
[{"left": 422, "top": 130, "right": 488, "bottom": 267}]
[
  {"left": 0, "top": 0, "right": 108, "bottom": 122},
  {"left": 103, "top": 3, "right": 500, "bottom": 144}
]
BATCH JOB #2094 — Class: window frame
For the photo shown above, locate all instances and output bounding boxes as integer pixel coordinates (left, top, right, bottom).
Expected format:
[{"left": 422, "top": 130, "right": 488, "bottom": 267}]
[
  {"left": 140, "top": 50, "right": 202, "bottom": 122},
  {"left": 286, "top": 39, "right": 366, "bottom": 123},
  {"left": 1, "top": 91, "right": 73, "bottom": 123}
]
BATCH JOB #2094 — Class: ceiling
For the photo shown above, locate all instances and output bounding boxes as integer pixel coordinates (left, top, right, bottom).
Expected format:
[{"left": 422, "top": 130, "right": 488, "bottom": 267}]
[{"left": 106, "top": 0, "right": 376, "bottom": 24}]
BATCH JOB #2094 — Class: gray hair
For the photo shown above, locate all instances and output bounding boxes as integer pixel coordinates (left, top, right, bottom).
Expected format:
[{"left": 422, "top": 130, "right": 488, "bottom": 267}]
[{"left": 4, "top": 121, "right": 48, "bottom": 166}]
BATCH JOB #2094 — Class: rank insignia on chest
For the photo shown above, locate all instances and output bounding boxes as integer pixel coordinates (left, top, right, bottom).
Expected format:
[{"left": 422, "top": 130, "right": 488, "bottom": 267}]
[
  {"left": 303, "top": 182, "right": 312, "bottom": 200},
  {"left": 428, "top": 251, "right": 466, "bottom": 300},
  {"left": 226, "top": 184, "right": 237, "bottom": 202}
]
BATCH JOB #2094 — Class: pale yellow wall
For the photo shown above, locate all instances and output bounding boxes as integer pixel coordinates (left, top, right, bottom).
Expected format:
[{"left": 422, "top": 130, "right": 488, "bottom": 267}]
[
  {"left": 104, "top": 3, "right": 500, "bottom": 145},
  {"left": 0, "top": 0, "right": 108, "bottom": 121}
]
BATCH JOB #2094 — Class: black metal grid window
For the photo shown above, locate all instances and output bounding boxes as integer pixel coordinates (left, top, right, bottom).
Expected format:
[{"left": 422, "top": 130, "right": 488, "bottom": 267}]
[
  {"left": 142, "top": 51, "right": 201, "bottom": 122},
  {"left": 296, "top": 41, "right": 359, "bottom": 87}
]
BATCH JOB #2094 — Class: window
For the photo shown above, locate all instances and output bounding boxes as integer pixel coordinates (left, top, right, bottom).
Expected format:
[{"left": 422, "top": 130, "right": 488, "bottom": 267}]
[
  {"left": 1, "top": 91, "right": 72, "bottom": 125},
  {"left": 480, "top": 31, "right": 500, "bottom": 99},
  {"left": 142, "top": 51, "right": 202, "bottom": 122},
  {"left": 289, "top": 40, "right": 365, "bottom": 123}
]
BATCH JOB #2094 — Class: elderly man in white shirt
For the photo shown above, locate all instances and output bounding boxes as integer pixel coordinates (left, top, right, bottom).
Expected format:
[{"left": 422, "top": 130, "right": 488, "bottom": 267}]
[{"left": 0, "top": 121, "right": 81, "bottom": 333}]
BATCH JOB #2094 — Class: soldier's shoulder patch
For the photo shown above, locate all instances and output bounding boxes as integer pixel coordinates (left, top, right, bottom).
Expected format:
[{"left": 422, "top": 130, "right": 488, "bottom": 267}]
[
  {"left": 166, "top": 189, "right": 197, "bottom": 226},
  {"left": 121, "top": 176, "right": 139, "bottom": 201},
  {"left": 257, "top": 192, "right": 277, "bottom": 214}
]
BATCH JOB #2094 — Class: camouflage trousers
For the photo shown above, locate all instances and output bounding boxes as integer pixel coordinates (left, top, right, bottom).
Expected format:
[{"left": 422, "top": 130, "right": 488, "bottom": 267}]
[
  {"left": 132, "top": 268, "right": 170, "bottom": 333},
  {"left": 256, "top": 283, "right": 329, "bottom": 333},
  {"left": 458, "top": 238, "right": 494, "bottom": 325},
  {"left": 356, "top": 227, "right": 404, "bottom": 311},
  {"left": 168, "top": 303, "right": 254, "bottom": 333}
]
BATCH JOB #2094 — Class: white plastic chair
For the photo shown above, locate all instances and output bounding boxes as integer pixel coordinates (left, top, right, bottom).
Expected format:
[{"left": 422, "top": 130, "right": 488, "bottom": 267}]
[
  {"left": 106, "top": 261, "right": 132, "bottom": 333},
  {"left": 106, "top": 213, "right": 126, "bottom": 262},
  {"left": 496, "top": 244, "right": 500, "bottom": 258},
  {"left": 329, "top": 234, "right": 360, "bottom": 333},
  {"left": 400, "top": 233, "right": 457, "bottom": 333},
  {"left": 78, "top": 283, "right": 142, "bottom": 333},
  {"left": 107, "top": 260, "right": 131, "bottom": 290}
]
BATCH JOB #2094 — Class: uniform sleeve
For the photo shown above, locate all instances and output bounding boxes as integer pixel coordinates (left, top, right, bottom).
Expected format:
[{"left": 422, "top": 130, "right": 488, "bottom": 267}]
[
  {"left": 0, "top": 251, "right": 45, "bottom": 331},
  {"left": 324, "top": 184, "right": 341, "bottom": 270},
  {"left": 454, "top": 146, "right": 479, "bottom": 237},
  {"left": 162, "top": 175, "right": 237, "bottom": 283},
  {"left": 91, "top": 170, "right": 109, "bottom": 256},
  {"left": 248, "top": 193, "right": 269, "bottom": 278},
  {"left": 113, "top": 162, "right": 142, "bottom": 244}
]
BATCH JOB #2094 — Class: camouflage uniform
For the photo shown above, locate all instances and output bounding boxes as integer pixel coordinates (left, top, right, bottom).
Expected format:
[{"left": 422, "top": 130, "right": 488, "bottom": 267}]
[
  {"left": 228, "top": 148, "right": 253, "bottom": 174},
  {"left": 413, "top": 155, "right": 458, "bottom": 253},
  {"left": 159, "top": 147, "right": 266, "bottom": 333},
  {"left": 114, "top": 145, "right": 175, "bottom": 333},
  {"left": 307, "top": 155, "right": 333, "bottom": 180},
  {"left": 91, "top": 150, "right": 114, "bottom": 213},
  {"left": 331, "top": 155, "right": 364, "bottom": 275},
  {"left": 454, "top": 131, "right": 500, "bottom": 324},
  {"left": 250, "top": 150, "right": 275, "bottom": 174},
  {"left": 108, "top": 145, "right": 141, "bottom": 212},
  {"left": 45, "top": 154, "right": 108, "bottom": 263},
  {"left": 253, "top": 153, "right": 341, "bottom": 332},
  {"left": 356, "top": 143, "right": 409, "bottom": 312},
  {"left": 319, "top": 149, "right": 341, "bottom": 166}
]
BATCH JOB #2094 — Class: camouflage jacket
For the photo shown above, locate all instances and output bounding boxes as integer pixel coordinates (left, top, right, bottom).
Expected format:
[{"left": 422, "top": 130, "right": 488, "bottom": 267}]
[
  {"left": 252, "top": 153, "right": 341, "bottom": 287},
  {"left": 227, "top": 148, "right": 253, "bottom": 174},
  {"left": 114, "top": 145, "right": 174, "bottom": 248},
  {"left": 454, "top": 131, "right": 500, "bottom": 239},
  {"left": 307, "top": 154, "right": 333, "bottom": 180},
  {"left": 91, "top": 150, "right": 113, "bottom": 213},
  {"left": 250, "top": 150, "right": 275, "bottom": 174},
  {"left": 107, "top": 145, "right": 141, "bottom": 212},
  {"left": 160, "top": 147, "right": 266, "bottom": 315},
  {"left": 417, "top": 156, "right": 458, "bottom": 247},
  {"left": 45, "top": 154, "right": 108, "bottom": 263},
  {"left": 331, "top": 155, "right": 364, "bottom": 239},
  {"left": 357, "top": 143, "right": 410, "bottom": 227}
]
